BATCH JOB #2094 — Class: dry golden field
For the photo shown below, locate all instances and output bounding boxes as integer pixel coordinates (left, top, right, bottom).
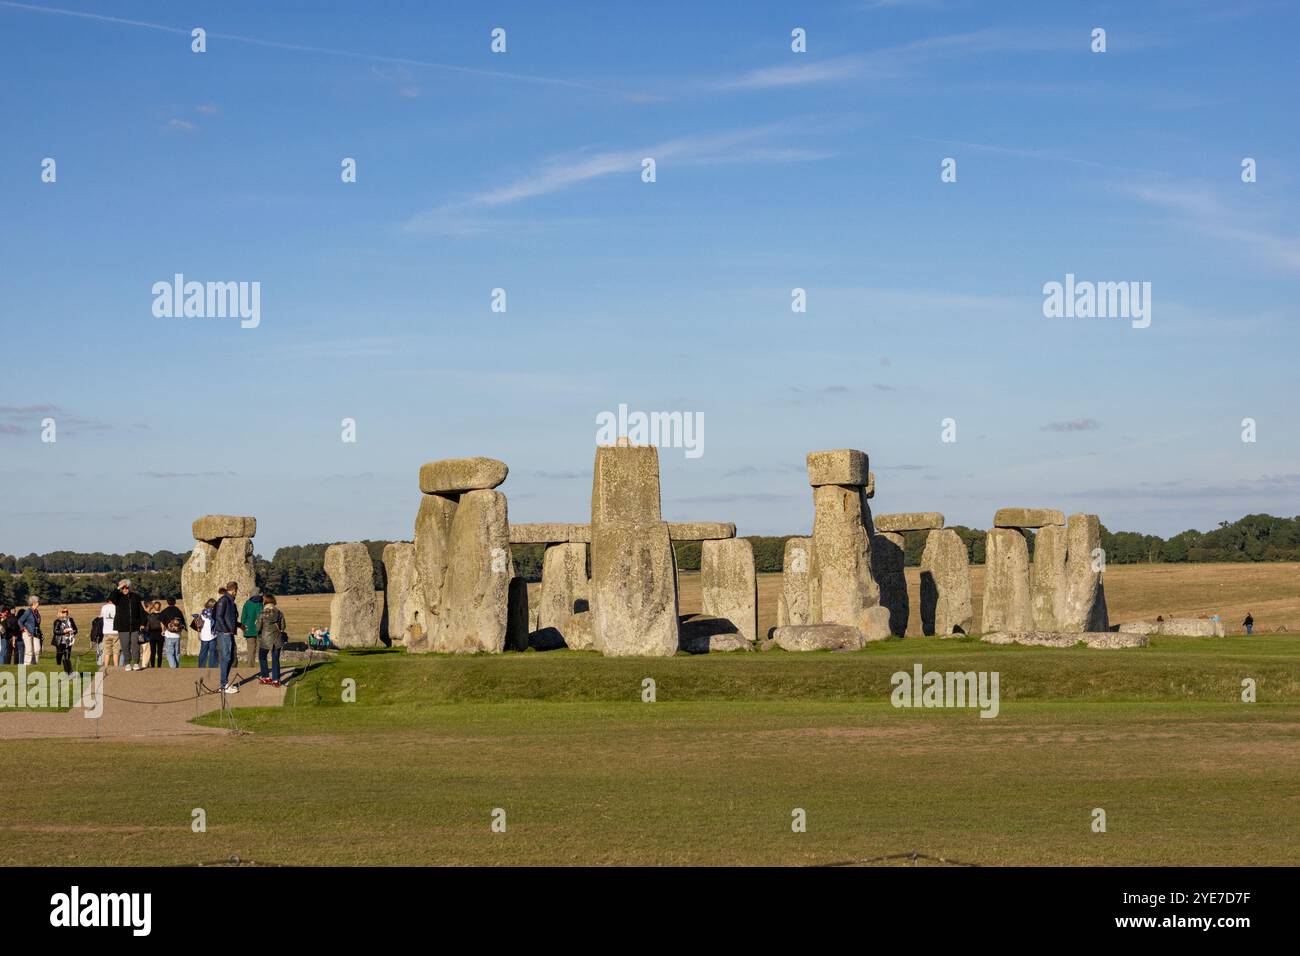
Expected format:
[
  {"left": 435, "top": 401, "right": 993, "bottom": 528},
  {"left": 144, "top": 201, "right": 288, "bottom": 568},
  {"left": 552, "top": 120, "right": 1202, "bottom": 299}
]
[{"left": 44, "top": 562, "right": 1299, "bottom": 649}]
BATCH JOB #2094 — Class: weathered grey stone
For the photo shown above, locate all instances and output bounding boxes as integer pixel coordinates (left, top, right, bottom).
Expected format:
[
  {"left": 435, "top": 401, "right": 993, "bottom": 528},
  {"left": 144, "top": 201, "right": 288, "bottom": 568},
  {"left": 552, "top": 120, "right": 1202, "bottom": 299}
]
[
  {"left": 809, "top": 484, "right": 880, "bottom": 630},
  {"left": 981, "top": 529, "right": 1033, "bottom": 634},
  {"left": 324, "top": 543, "right": 381, "bottom": 648},
  {"left": 591, "top": 444, "right": 662, "bottom": 523},
  {"left": 382, "top": 542, "right": 424, "bottom": 648},
  {"left": 1030, "top": 524, "right": 1067, "bottom": 631},
  {"left": 919, "top": 529, "right": 973, "bottom": 636},
  {"left": 509, "top": 522, "right": 586, "bottom": 544},
  {"left": 418, "top": 457, "right": 508, "bottom": 495},
  {"left": 413, "top": 493, "right": 458, "bottom": 639},
  {"left": 993, "top": 508, "right": 1066, "bottom": 529},
  {"left": 506, "top": 577, "right": 530, "bottom": 651},
  {"left": 191, "top": 515, "right": 256, "bottom": 542},
  {"left": 568, "top": 524, "right": 592, "bottom": 544},
  {"left": 806, "top": 448, "right": 870, "bottom": 487},
  {"left": 429, "top": 489, "right": 511, "bottom": 653},
  {"left": 776, "top": 593, "right": 789, "bottom": 627},
  {"left": 864, "top": 471, "right": 875, "bottom": 499},
  {"left": 1061, "top": 513, "right": 1109, "bottom": 632},
  {"left": 668, "top": 522, "right": 736, "bottom": 541},
  {"left": 873, "top": 512, "right": 944, "bottom": 533},
  {"left": 181, "top": 535, "right": 256, "bottom": 655},
  {"left": 589, "top": 444, "right": 679, "bottom": 656},
  {"left": 679, "top": 616, "right": 754, "bottom": 653},
  {"left": 563, "top": 610, "right": 593, "bottom": 651},
  {"left": 861, "top": 605, "right": 892, "bottom": 642},
  {"left": 534, "top": 543, "right": 590, "bottom": 647},
  {"left": 871, "top": 531, "right": 908, "bottom": 636},
  {"left": 769, "top": 624, "right": 864, "bottom": 652},
  {"left": 1119, "top": 618, "right": 1225, "bottom": 637},
  {"left": 590, "top": 521, "right": 680, "bottom": 657},
  {"left": 982, "top": 631, "right": 1147, "bottom": 649},
  {"left": 781, "top": 537, "right": 813, "bottom": 627},
  {"left": 700, "top": 538, "right": 757, "bottom": 644}
]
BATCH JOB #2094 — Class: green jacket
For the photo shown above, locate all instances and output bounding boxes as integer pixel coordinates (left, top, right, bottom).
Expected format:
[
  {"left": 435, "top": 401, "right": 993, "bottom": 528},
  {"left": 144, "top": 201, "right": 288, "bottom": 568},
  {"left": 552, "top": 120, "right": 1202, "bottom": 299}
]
[{"left": 240, "top": 596, "right": 263, "bottom": 638}]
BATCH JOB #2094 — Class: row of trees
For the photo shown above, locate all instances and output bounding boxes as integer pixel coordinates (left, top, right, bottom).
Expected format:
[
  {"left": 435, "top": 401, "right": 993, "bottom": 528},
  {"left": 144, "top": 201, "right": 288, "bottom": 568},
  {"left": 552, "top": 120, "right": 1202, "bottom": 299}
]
[{"left": 5, "top": 514, "right": 1297, "bottom": 605}]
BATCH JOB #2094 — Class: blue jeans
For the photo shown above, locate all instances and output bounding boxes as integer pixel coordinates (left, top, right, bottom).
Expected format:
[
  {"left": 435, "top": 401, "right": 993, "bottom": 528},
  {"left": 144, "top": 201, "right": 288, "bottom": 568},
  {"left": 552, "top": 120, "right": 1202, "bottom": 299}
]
[
  {"left": 258, "top": 646, "right": 281, "bottom": 683},
  {"left": 198, "top": 639, "right": 217, "bottom": 668},
  {"left": 164, "top": 635, "right": 181, "bottom": 668},
  {"left": 1246, "top": 624, "right": 1253, "bottom": 635},
  {"left": 216, "top": 632, "right": 235, "bottom": 688},
  {"left": 0, "top": 638, "right": 8, "bottom": 664}
]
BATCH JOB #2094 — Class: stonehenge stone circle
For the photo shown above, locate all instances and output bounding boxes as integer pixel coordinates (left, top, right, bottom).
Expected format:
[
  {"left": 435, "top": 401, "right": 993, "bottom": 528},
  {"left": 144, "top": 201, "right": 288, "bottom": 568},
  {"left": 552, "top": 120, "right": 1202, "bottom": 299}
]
[
  {"left": 870, "top": 530, "right": 909, "bottom": 636},
  {"left": 589, "top": 444, "right": 680, "bottom": 656},
  {"left": 181, "top": 516, "right": 256, "bottom": 654},
  {"left": 806, "top": 448, "right": 870, "bottom": 487},
  {"left": 981, "top": 528, "right": 1034, "bottom": 633},
  {"left": 1030, "top": 524, "right": 1068, "bottom": 631},
  {"left": 428, "top": 488, "right": 511, "bottom": 653},
  {"left": 700, "top": 538, "right": 758, "bottom": 644},
  {"left": 994, "top": 508, "right": 1066, "bottom": 529},
  {"left": 1061, "top": 513, "right": 1109, "bottom": 632},
  {"left": 324, "top": 542, "right": 382, "bottom": 647},
  {"left": 418, "top": 457, "right": 508, "bottom": 495},
  {"left": 919, "top": 528, "right": 972, "bottom": 636},
  {"left": 532, "top": 542, "right": 591, "bottom": 649},
  {"left": 779, "top": 536, "right": 813, "bottom": 627},
  {"left": 873, "top": 512, "right": 944, "bottom": 533},
  {"left": 381, "top": 542, "right": 423, "bottom": 648}
]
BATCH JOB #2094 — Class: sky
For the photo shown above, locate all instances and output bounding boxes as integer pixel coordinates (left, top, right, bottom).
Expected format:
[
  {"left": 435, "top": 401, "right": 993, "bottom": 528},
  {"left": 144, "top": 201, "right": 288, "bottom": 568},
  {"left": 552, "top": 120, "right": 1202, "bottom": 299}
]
[{"left": 1, "top": 0, "right": 1297, "bottom": 558}]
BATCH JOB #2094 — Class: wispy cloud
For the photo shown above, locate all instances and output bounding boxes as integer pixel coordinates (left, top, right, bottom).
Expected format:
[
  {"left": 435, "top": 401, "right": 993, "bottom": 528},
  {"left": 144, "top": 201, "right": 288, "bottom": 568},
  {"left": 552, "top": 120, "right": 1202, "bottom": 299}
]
[
  {"left": 164, "top": 117, "right": 198, "bottom": 134},
  {"left": 1041, "top": 418, "right": 1099, "bottom": 432},
  {"left": 534, "top": 469, "right": 586, "bottom": 480},
  {"left": 140, "top": 470, "right": 235, "bottom": 479}
]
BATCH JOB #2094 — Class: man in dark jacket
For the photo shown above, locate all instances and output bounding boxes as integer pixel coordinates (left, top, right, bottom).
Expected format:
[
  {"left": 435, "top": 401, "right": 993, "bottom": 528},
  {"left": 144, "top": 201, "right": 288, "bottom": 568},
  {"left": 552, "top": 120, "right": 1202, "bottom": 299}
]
[
  {"left": 110, "top": 579, "right": 148, "bottom": 671},
  {"left": 212, "top": 581, "right": 242, "bottom": 694}
]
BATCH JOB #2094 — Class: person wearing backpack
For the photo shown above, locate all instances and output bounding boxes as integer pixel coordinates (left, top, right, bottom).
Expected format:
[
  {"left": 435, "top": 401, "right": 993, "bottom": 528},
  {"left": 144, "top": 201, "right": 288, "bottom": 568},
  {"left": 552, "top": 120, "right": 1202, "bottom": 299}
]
[
  {"left": 195, "top": 599, "right": 217, "bottom": 669},
  {"left": 89, "top": 613, "right": 105, "bottom": 666},
  {"left": 256, "top": 593, "right": 287, "bottom": 687},
  {"left": 162, "top": 614, "right": 183, "bottom": 668},
  {"left": 52, "top": 607, "right": 78, "bottom": 674}
]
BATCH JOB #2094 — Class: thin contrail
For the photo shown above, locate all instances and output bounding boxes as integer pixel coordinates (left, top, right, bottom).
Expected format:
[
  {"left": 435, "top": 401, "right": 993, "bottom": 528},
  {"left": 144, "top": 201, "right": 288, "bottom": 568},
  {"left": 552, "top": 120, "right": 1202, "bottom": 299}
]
[{"left": 0, "top": 1, "right": 630, "bottom": 94}]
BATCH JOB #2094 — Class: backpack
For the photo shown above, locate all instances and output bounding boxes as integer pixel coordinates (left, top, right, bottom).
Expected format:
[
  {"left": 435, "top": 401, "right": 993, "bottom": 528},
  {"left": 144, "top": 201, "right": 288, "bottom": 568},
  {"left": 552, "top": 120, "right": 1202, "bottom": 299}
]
[
  {"left": 89, "top": 616, "right": 104, "bottom": 642},
  {"left": 190, "top": 614, "right": 203, "bottom": 632}
]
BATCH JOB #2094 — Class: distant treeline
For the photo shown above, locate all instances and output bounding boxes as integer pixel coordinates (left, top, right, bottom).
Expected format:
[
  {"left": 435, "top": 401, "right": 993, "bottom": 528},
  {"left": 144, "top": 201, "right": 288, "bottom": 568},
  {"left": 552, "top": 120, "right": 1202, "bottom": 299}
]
[{"left": 4, "top": 513, "right": 1297, "bottom": 605}]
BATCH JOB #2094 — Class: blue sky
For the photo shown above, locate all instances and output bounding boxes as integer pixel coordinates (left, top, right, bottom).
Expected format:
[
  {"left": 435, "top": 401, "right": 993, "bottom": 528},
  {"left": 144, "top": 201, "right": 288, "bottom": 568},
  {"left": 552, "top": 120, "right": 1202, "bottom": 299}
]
[{"left": 1, "top": 0, "right": 1297, "bottom": 557}]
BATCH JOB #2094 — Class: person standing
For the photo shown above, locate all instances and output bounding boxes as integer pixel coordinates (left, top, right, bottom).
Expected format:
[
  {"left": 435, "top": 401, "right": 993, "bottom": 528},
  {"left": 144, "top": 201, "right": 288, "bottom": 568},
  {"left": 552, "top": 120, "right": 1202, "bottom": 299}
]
[
  {"left": 17, "top": 596, "right": 42, "bottom": 664},
  {"left": 110, "top": 579, "right": 148, "bottom": 671},
  {"left": 1243, "top": 613, "right": 1254, "bottom": 636},
  {"left": 52, "top": 608, "right": 78, "bottom": 674},
  {"left": 256, "top": 594, "right": 287, "bottom": 687},
  {"left": 162, "top": 614, "right": 183, "bottom": 668},
  {"left": 99, "top": 597, "right": 118, "bottom": 668},
  {"left": 240, "top": 593, "right": 263, "bottom": 672},
  {"left": 0, "top": 606, "right": 19, "bottom": 665},
  {"left": 196, "top": 599, "right": 218, "bottom": 669},
  {"left": 144, "top": 601, "right": 165, "bottom": 668},
  {"left": 212, "top": 581, "right": 241, "bottom": 694}
]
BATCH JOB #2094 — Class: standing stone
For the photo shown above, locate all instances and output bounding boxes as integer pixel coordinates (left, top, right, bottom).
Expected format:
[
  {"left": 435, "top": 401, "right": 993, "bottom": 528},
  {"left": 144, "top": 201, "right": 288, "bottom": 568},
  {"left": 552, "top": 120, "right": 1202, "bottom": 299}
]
[
  {"left": 589, "top": 445, "right": 679, "bottom": 657},
  {"left": 534, "top": 542, "right": 591, "bottom": 649},
  {"left": 324, "top": 543, "right": 381, "bottom": 648},
  {"left": 981, "top": 529, "right": 1033, "bottom": 634},
  {"left": 808, "top": 483, "right": 880, "bottom": 634},
  {"left": 181, "top": 532, "right": 256, "bottom": 656},
  {"left": 429, "top": 489, "right": 511, "bottom": 653},
  {"left": 1061, "top": 513, "right": 1109, "bottom": 632},
  {"left": 413, "top": 492, "right": 458, "bottom": 637},
  {"left": 382, "top": 542, "right": 424, "bottom": 649},
  {"left": 781, "top": 537, "right": 813, "bottom": 627},
  {"left": 506, "top": 577, "right": 530, "bottom": 651},
  {"left": 700, "top": 538, "right": 758, "bottom": 644},
  {"left": 871, "top": 531, "right": 908, "bottom": 636},
  {"left": 919, "top": 529, "right": 972, "bottom": 636},
  {"left": 1030, "top": 525, "right": 1068, "bottom": 631}
]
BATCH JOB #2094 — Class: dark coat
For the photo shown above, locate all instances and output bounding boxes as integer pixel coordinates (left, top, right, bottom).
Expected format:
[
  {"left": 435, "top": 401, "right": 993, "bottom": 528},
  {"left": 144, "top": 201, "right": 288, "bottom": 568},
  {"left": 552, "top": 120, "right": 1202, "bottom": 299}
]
[
  {"left": 212, "top": 593, "right": 239, "bottom": 635},
  {"left": 256, "top": 606, "right": 287, "bottom": 650},
  {"left": 110, "top": 591, "right": 148, "bottom": 633}
]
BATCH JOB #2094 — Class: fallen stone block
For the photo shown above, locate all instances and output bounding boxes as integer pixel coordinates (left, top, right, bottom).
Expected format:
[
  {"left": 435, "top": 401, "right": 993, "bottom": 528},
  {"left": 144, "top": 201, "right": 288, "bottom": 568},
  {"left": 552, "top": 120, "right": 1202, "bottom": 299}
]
[
  {"left": 679, "top": 616, "right": 754, "bottom": 653},
  {"left": 873, "top": 512, "right": 944, "bottom": 533},
  {"left": 993, "top": 508, "right": 1066, "bottom": 529},
  {"left": 768, "top": 624, "right": 864, "bottom": 652},
  {"left": 982, "top": 631, "right": 1147, "bottom": 649},
  {"left": 806, "top": 448, "right": 870, "bottom": 487},
  {"left": 1119, "top": 618, "right": 1225, "bottom": 637},
  {"left": 418, "top": 457, "right": 508, "bottom": 495},
  {"left": 859, "top": 604, "right": 893, "bottom": 642}
]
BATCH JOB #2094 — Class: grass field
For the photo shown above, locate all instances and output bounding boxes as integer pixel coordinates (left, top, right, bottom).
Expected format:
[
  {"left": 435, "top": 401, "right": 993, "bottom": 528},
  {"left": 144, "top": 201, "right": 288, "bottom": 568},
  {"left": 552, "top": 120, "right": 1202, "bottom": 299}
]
[{"left": 4, "top": 562, "right": 1297, "bottom": 866}]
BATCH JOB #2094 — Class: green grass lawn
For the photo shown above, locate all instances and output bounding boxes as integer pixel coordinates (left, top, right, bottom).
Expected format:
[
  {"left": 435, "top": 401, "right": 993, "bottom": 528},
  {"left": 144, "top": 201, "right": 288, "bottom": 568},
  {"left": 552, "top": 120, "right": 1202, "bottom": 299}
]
[{"left": 2, "top": 636, "right": 1298, "bottom": 866}]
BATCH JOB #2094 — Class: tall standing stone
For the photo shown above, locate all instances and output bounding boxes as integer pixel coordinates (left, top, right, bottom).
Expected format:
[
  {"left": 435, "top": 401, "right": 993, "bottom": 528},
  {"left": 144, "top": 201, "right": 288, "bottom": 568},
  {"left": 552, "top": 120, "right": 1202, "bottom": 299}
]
[
  {"left": 324, "top": 542, "right": 381, "bottom": 647},
  {"left": 589, "top": 444, "right": 680, "bottom": 657},
  {"left": 533, "top": 542, "right": 591, "bottom": 649},
  {"left": 700, "top": 538, "right": 758, "bottom": 644},
  {"left": 413, "top": 492, "right": 458, "bottom": 641},
  {"left": 181, "top": 519, "right": 257, "bottom": 655},
  {"left": 981, "top": 528, "right": 1033, "bottom": 634},
  {"left": 919, "top": 529, "right": 972, "bottom": 636},
  {"left": 780, "top": 536, "right": 813, "bottom": 627},
  {"left": 1030, "top": 524, "right": 1068, "bottom": 631},
  {"left": 382, "top": 542, "right": 423, "bottom": 648},
  {"left": 871, "top": 530, "right": 908, "bottom": 636},
  {"left": 808, "top": 482, "right": 880, "bottom": 634},
  {"left": 429, "top": 489, "right": 511, "bottom": 653},
  {"left": 1061, "top": 513, "right": 1109, "bottom": 631}
]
